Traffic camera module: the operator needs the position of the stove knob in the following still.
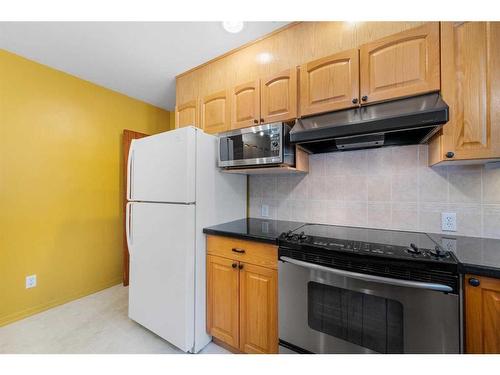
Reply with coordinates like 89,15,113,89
407,243,421,254
298,231,307,241
430,246,447,258
285,230,293,239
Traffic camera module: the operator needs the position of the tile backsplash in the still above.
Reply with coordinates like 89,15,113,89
249,145,500,239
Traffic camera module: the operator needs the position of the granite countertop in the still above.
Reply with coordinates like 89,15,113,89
428,233,500,278
203,218,500,278
203,218,305,244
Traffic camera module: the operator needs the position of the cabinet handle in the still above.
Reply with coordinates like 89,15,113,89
260,118,265,123
352,98,358,104
232,248,246,254
446,151,455,159
231,263,237,269
253,119,258,124
238,264,244,270
468,278,480,287
361,95,368,102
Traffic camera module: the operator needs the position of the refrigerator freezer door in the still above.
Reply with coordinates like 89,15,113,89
127,201,195,352
127,127,196,203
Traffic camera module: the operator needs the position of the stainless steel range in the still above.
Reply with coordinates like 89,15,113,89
278,224,461,354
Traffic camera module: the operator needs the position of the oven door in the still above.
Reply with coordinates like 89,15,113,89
278,258,460,354
218,123,282,167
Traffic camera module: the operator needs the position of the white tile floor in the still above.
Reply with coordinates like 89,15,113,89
0,285,229,354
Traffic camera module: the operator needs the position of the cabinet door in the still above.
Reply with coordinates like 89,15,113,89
231,80,260,129
239,262,278,354
465,275,500,353
201,90,230,134
175,99,199,128
360,22,440,104
439,22,500,161
300,49,359,116
206,255,239,348
260,68,297,123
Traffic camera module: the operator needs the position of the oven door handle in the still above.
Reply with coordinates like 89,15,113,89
279,256,453,293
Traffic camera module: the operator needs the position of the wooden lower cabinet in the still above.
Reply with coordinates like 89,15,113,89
465,274,500,353
239,262,278,354
206,236,278,354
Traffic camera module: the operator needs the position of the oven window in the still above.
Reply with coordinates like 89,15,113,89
219,131,279,162
308,282,404,353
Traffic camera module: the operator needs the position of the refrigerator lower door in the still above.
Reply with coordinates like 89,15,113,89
127,201,196,352
127,127,196,203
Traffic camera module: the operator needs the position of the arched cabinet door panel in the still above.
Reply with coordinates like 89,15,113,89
261,68,298,123
300,49,359,116
201,90,230,134
231,80,260,129
360,22,440,105
175,99,200,128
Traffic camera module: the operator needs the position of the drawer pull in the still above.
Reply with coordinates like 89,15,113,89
232,248,246,254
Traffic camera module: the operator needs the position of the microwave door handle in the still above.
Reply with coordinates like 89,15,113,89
279,256,453,293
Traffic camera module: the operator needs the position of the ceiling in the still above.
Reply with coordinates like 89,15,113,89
0,22,288,110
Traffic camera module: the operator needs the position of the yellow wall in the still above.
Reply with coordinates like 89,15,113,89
0,49,172,326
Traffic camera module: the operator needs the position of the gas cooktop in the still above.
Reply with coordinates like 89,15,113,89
279,224,457,264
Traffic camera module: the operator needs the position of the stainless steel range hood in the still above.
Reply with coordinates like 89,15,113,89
290,93,449,153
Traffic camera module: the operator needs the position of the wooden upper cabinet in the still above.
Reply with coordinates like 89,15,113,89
175,99,199,128
201,90,230,134
359,22,440,105
465,275,500,354
429,22,500,164
260,68,297,123
206,255,239,348
231,80,260,129
300,48,360,116
239,263,278,354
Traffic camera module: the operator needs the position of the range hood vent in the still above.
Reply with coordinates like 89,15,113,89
290,93,449,154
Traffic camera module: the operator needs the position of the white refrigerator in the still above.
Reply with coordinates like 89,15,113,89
125,126,246,353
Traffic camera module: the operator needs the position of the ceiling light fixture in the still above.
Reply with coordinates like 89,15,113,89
222,21,244,34
256,52,273,64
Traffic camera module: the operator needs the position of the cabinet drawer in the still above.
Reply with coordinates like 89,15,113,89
206,235,277,269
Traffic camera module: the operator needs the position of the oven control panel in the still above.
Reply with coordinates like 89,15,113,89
279,230,456,263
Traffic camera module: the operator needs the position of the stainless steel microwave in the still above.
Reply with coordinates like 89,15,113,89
218,122,294,168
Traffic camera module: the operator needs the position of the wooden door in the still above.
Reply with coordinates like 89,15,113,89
260,68,297,123
231,80,260,129
359,22,440,105
201,90,230,134
239,262,278,354
206,255,240,348
439,22,500,161
175,99,199,128
465,275,500,353
122,129,148,286
299,49,359,116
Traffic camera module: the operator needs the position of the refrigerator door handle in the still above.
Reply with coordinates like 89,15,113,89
127,142,135,200
126,202,133,252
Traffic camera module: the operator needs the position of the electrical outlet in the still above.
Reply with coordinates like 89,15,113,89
441,237,457,253
26,274,37,289
261,204,269,217
441,212,457,232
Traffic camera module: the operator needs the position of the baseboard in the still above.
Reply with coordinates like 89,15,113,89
0,277,123,327
212,337,243,354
